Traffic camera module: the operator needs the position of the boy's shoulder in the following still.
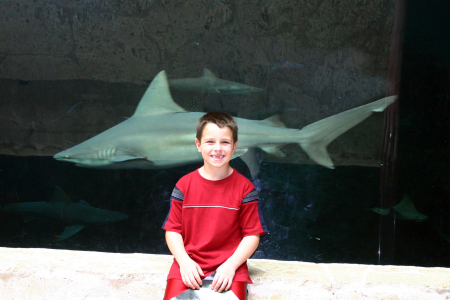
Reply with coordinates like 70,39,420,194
176,168,254,188
176,169,256,199
233,169,254,185
176,169,198,185
234,171,257,196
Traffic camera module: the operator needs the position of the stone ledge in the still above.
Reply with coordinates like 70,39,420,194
0,247,449,299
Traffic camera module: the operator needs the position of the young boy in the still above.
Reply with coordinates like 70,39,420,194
162,111,268,300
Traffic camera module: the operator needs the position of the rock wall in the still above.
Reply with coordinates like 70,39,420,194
0,0,394,83
0,0,394,162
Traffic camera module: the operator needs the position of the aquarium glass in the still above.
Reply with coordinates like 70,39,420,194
0,0,448,268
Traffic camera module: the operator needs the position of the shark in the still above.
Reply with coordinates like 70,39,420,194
53,70,396,176
1,186,129,240
168,68,264,93
371,194,427,222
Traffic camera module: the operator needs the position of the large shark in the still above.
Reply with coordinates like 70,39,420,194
53,70,396,176
1,186,129,240
168,68,263,93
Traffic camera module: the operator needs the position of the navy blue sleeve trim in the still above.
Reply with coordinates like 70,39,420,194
258,201,269,234
171,186,184,201
242,188,259,204
161,186,184,229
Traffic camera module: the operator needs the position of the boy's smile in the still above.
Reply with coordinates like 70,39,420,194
195,123,237,174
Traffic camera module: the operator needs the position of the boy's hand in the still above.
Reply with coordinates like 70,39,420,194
179,257,204,290
165,231,204,290
211,262,236,292
210,234,260,293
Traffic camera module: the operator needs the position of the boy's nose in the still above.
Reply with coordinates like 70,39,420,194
213,142,221,150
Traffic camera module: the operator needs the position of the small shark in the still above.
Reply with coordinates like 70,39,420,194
371,194,427,221
53,70,396,176
168,68,264,94
1,186,129,240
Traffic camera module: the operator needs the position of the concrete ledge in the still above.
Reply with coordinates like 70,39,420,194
0,247,449,299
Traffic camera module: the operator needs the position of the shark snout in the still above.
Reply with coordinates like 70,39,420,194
53,152,67,160
53,148,74,161
114,212,129,221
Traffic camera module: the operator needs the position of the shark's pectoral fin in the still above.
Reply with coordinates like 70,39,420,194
435,220,450,243
260,145,286,157
55,225,85,241
239,148,261,178
370,207,390,216
233,149,248,158
113,156,146,163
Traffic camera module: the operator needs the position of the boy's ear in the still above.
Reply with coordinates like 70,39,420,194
195,138,201,152
232,141,238,153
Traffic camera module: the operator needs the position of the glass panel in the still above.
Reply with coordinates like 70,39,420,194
0,0,448,268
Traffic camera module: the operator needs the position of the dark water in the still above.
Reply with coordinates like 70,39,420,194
0,155,382,263
0,0,449,268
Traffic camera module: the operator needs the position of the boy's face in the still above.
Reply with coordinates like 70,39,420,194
195,123,237,170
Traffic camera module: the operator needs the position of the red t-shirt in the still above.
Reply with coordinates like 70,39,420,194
162,169,268,283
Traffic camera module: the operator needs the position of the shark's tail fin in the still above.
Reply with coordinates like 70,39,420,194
298,96,397,168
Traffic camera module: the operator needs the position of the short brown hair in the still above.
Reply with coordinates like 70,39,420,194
196,111,238,143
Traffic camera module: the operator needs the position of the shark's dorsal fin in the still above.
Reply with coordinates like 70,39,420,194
202,68,217,79
260,115,286,128
79,200,91,206
393,194,416,212
393,194,427,221
133,71,187,117
51,186,72,204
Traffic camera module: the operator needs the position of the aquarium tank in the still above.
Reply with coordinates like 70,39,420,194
0,0,448,268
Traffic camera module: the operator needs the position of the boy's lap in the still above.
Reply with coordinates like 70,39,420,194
163,279,247,300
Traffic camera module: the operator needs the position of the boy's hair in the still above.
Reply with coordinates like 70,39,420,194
196,111,238,143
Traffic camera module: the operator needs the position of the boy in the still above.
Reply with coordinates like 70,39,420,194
162,111,268,300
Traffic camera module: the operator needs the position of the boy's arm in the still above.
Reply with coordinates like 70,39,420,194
165,231,205,289
212,234,260,292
